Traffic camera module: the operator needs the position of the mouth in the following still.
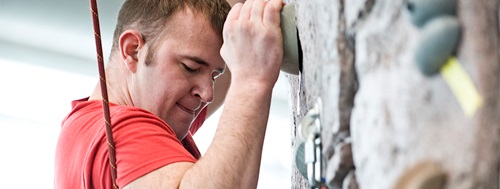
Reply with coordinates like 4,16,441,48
176,103,196,114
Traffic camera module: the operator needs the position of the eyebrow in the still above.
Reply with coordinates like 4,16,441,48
184,55,225,73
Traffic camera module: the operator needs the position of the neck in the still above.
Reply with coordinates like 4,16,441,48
89,57,133,106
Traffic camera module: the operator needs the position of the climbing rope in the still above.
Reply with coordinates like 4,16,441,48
89,0,118,188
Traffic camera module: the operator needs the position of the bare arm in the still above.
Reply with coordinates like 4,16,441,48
124,0,283,188
183,0,284,186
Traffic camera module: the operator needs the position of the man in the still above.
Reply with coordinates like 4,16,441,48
55,0,284,188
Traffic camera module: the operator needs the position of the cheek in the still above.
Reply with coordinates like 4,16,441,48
156,77,191,102
143,63,194,103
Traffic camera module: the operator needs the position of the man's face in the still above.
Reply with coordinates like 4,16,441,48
130,8,225,140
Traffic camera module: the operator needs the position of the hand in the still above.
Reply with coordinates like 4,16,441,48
221,0,284,89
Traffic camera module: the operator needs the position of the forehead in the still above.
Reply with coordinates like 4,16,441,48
156,7,225,68
163,7,222,45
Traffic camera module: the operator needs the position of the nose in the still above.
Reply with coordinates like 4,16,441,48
192,77,214,103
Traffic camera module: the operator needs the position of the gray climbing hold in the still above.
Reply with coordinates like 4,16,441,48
414,16,460,76
280,2,301,75
407,0,457,28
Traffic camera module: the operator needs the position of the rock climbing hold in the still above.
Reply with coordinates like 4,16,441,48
414,16,460,76
392,161,447,189
406,0,457,28
280,2,302,75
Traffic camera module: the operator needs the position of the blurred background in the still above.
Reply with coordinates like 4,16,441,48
0,0,292,188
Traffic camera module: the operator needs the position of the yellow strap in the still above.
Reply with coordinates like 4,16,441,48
440,57,483,117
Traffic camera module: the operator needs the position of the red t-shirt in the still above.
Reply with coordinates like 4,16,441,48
55,98,206,189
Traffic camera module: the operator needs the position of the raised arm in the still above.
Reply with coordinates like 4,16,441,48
182,0,283,187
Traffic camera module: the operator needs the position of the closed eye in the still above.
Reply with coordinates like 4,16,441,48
182,63,198,73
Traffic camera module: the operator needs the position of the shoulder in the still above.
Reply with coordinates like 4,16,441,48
110,105,178,137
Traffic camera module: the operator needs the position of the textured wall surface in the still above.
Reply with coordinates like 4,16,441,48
288,0,500,188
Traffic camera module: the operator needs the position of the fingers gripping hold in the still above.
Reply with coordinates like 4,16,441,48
263,0,283,27
221,0,284,85
239,0,254,21
250,0,266,23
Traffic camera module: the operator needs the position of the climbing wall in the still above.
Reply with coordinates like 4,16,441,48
287,0,500,188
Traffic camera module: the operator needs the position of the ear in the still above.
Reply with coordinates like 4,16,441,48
118,30,145,73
